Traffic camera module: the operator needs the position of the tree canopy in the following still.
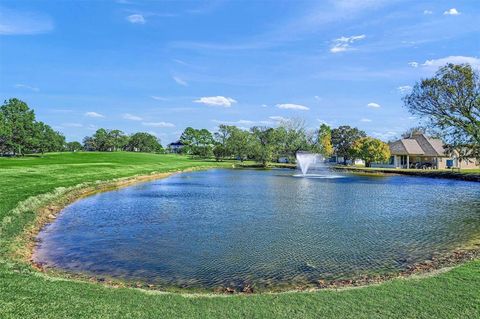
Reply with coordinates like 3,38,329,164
331,126,367,164
404,63,480,160
351,137,390,167
0,98,65,155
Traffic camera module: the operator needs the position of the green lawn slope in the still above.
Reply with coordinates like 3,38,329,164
1,152,479,319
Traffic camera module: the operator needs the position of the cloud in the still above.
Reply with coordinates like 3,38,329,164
443,8,460,16
330,34,366,53
372,131,398,141
0,7,53,35
151,96,168,101
360,118,372,122
142,121,175,128
14,84,39,92
276,103,309,111
408,61,419,68
84,112,105,118
397,85,412,94
423,10,433,15
314,96,322,101
172,76,188,86
367,102,381,108
194,96,237,107
421,56,480,69
269,116,289,122
122,113,142,121
61,123,83,128
261,104,268,108
212,120,272,129
126,14,145,24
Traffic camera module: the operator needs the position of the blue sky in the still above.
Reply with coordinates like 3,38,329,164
1,0,479,143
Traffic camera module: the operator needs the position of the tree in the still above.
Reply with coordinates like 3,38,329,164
228,127,252,161
315,124,334,157
179,127,214,157
125,132,162,153
404,63,480,160
331,126,366,164
66,141,83,152
109,129,128,151
250,126,277,166
82,136,96,151
32,121,65,153
0,98,36,155
351,137,390,167
276,119,310,161
0,111,11,155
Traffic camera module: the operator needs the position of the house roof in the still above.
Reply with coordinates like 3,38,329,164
389,134,446,156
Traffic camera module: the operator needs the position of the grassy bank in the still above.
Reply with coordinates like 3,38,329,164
333,166,480,182
1,152,479,318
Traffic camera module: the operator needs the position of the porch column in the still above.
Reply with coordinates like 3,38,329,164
406,155,410,169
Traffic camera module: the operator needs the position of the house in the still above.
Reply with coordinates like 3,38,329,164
371,133,479,169
328,155,365,166
167,141,185,154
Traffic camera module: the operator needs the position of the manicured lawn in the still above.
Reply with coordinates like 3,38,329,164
1,152,479,318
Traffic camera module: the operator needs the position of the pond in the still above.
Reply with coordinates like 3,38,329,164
34,169,480,291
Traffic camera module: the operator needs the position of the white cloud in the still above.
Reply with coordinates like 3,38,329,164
422,56,480,69
194,96,237,107
330,34,366,53
360,118,372,122
173,76,188,86
126,14,145,24
269,116,289,122
62,123,83,127
443,8,460,16
151,96,168,101
261,104,268,107
423,10,433,15
14,84,39,92
212,120,272,129
142,121,175,128
372,131,398,141
408,61,419,68
0,8,53,35
85,112,105,118
397,85,412,94
367,102,381,108
122,113,142,121
276,103,310,111
314,96,322,101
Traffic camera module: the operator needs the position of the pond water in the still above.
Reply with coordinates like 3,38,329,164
34,169,480,290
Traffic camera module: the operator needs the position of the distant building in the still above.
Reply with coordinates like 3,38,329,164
167,141,185,154
371,133,479,169
328,155,365,166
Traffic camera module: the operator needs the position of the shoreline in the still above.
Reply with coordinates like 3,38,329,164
8,166,480,295
332,166,480,182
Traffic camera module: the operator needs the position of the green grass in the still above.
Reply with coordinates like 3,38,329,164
1,152,479,318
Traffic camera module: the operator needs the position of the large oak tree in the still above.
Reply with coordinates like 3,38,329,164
404,63,480,160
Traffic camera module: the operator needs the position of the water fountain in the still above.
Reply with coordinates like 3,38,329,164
294,152,341,178
296,152,321,175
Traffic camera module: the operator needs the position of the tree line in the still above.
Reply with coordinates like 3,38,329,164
177,121,391,167
0,98,390,166
0,98,163,156
0,99,66,156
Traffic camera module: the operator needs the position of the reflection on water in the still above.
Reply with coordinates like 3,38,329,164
34,169,480,290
